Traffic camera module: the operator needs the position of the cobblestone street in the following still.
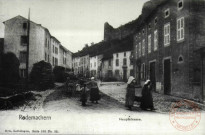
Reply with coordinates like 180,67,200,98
99,82,205,113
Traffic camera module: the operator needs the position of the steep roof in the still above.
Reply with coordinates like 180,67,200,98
3,15,52,35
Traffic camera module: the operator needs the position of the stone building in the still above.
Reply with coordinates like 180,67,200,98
104,21,138,41
113,51,133,81
101,54,113,81
72,56,80,75
133,0,205,102
50,36,60,67
79,54,90,77
3,15,72,78
89,54,103,79
59,45,72,70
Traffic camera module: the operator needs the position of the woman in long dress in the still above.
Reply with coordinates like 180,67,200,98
140,80,154,111
125,76,136,110
87,77,100,104
80,84,88,106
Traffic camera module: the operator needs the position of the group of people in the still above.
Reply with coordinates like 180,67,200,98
67,75,154,110
125,76,155,111
73,77,101,106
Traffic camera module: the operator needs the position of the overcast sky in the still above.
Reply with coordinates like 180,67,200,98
0,0,148,53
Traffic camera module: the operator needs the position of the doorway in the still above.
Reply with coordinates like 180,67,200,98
123,69,127,82
164,58,171,95
150,61,156,91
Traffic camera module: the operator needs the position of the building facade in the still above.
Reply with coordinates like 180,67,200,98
72,56,80,75
59,45,72,70
113,51,133,81
89,54,103,79
133,0,205,102
50,36,60,67
101,56,113,81
3,15,72,78
79,55,90,77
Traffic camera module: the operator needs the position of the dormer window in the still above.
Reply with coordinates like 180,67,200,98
178,0,183,10
165,9,170,18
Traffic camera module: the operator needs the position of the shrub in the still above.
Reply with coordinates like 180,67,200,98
1,52,20,85
103,77,118,82
53,66,67,82
30,61,54,90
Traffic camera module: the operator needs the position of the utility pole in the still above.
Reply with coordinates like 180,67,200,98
26,8,30,89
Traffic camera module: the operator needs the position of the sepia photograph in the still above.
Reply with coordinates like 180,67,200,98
0,0,205,134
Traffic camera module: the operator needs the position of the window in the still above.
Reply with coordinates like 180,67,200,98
177,17,184,41
52,57,55,66
123,58,127,66
21,36,27,46
63,57,66,64
148,23,151,29
135,36,137,41
48,41,50,50
124,52,126,57
165,9,170,18
90,63,92,68
178,55,184,63
142,39,145,56
94,62,96,67
130,69,134,76
130,59,133,65
20,69,26,78
23,22,27,29
142,29,145,34
141,63,145,79
148,35,151,53
108,60,111,67
139,42,141,57
116,53,118,58
164,23,170,46
45,52,47,61
115,70,119,76
48,54,49,62
135,44,138,58
178,0,183,10
55,58,58,66
19,51,27,63
154,30,158,51
116,59,119,66
45,39,47,48
155,17,158,25
53,45,55,53
55,47,58,54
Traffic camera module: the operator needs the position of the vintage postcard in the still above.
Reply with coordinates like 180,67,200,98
0,0,205,134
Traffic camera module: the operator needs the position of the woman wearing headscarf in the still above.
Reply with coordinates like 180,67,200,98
87,77,100,104
125,76,136,110
80,83,88,106
140,80,154,111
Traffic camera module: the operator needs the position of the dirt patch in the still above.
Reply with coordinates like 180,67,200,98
0,92,40,110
